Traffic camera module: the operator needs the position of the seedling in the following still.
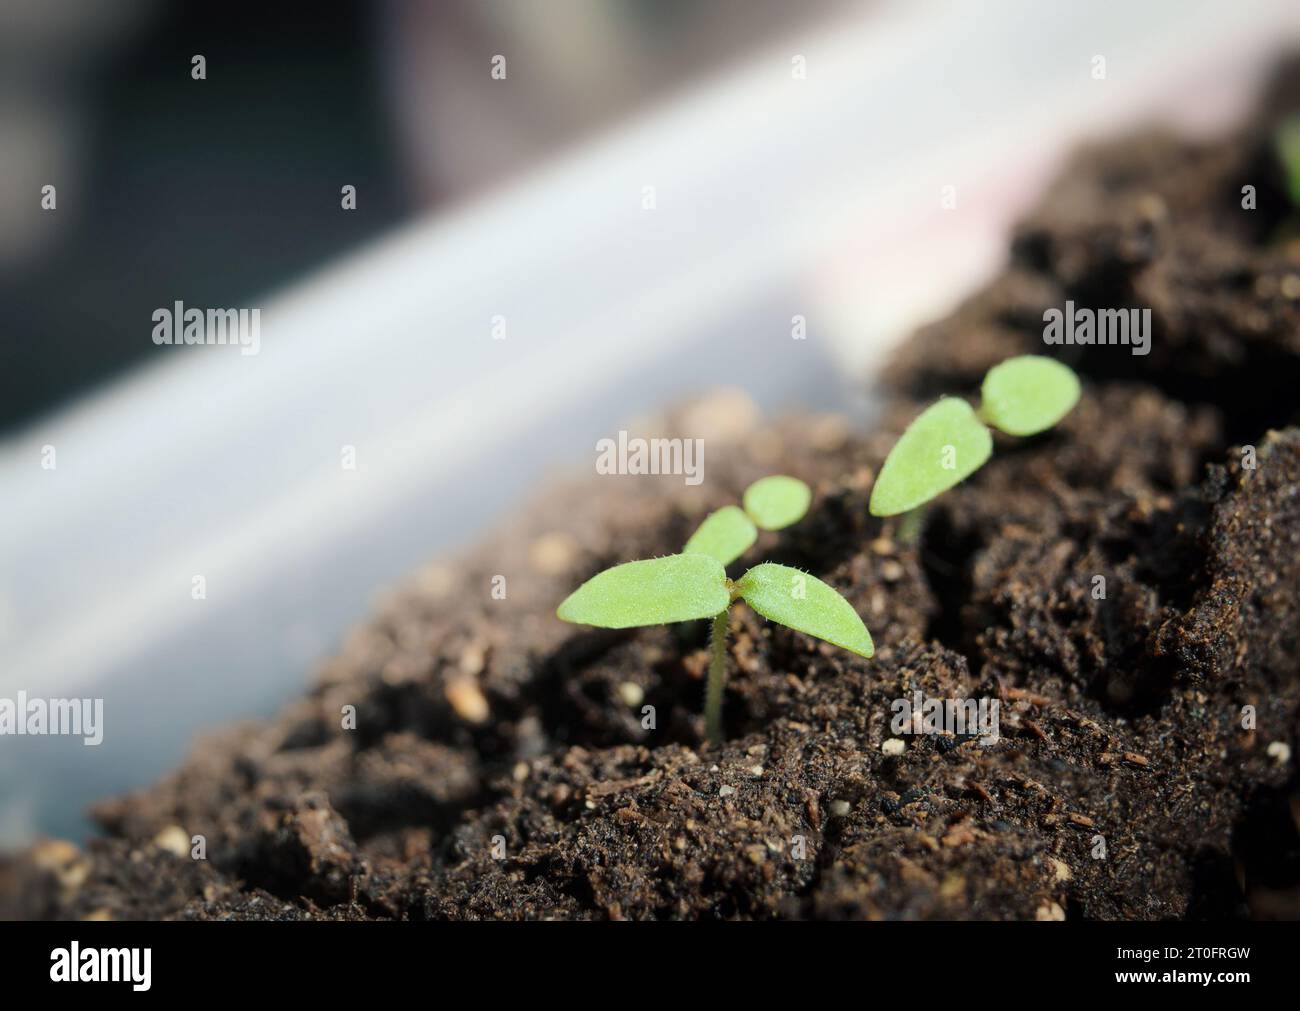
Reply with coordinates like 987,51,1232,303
1275,115,1300,208
869,355,1081,518
558,476,871,744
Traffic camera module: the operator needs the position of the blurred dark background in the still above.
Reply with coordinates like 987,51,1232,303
0,3,409,431
0,0,847,433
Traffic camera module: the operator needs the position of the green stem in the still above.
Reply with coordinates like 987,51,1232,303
897,506,926,545
705,608,730,746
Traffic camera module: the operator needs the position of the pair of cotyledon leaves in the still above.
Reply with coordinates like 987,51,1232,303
868,355,1081,516
556,553,875,658
557,355,1079,663
557,474,875,658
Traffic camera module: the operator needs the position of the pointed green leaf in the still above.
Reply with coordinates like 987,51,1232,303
742,475,812,531
684,505,757,565
557,554,728,628
869,398,992,517
980,355,1081,436
736,562,873,658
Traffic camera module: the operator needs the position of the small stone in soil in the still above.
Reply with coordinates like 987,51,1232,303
617,682,644,707
444,678,489,724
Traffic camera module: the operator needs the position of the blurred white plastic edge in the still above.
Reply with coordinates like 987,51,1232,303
2,0,1298,844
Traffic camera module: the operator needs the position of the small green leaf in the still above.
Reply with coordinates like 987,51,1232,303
742,475,811,531
980,355,1081,436
736,562,873,658
869,398,992,517
557,554,728,628
684,505,757,565
1276,115,1300,208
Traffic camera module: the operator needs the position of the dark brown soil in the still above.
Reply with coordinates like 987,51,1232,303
6,70,1300,922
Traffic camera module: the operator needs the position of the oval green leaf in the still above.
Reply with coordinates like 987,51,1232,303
869,398,992,517
742,475,812,531
557,553,728,628
980,355,1081,436
683,505,757,566
736,562,873,658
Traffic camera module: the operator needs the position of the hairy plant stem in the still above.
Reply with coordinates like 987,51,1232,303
705,608,730,745
897,506,926,545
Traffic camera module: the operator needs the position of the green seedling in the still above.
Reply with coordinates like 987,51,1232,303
558,476,871,744
869,355,1080,518
1275,115,1300,208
